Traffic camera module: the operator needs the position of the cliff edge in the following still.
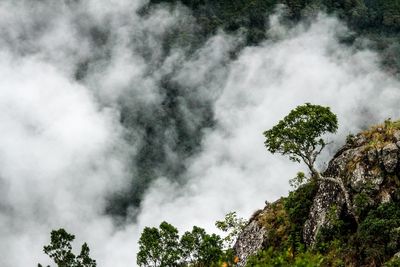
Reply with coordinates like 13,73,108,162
234,120,400,266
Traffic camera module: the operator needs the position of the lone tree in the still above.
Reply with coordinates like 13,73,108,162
263,103,357,222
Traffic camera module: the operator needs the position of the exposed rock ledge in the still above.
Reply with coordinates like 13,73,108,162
234,126,400,266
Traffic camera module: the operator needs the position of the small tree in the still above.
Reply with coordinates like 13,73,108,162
75,243,96,267
180,226,224,266
263,103,357,222
38,228,96,267
263,103,337,170
215,211,247,249
137,221,181,267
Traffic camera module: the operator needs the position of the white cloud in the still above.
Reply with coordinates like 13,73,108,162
0,53,130,266
1,1,400,266
136,13,400,253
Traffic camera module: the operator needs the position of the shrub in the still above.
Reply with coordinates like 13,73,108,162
284,181,317,252
358,202,400,265
246,247,325,267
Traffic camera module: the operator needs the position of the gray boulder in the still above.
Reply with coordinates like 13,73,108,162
382,143,398,173
233,219,266,266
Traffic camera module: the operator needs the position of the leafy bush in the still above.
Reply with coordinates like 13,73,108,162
246,247,325,267
284,181,317,252
257,199,291,249
353,192,375,219
358,202,400,265
385,256,400,267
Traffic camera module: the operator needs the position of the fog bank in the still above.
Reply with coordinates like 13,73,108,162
0,1,399,266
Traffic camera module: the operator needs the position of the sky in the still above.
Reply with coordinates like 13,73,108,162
0,1,400,266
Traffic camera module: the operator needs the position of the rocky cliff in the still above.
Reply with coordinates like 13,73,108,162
234,121,400,266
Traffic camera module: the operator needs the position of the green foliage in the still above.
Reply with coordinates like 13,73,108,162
263,103,338,165
362,119,400,151
137,221,226,267
137,222,180,267
315,239,346,267
75,244,96,267
246,247,325,267
345,133,355,145
289,172,308,189
38,229,96,267
315,206,349,249
284,181,317,252
215,211,247,248
180,226,224,266
258,199,291,249
149,0,279,44
358,202,400,265
353,192,375,219
148,0,400,74
385,256,400,267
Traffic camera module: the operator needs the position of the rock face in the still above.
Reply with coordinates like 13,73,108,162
233,220,266,266
382,143,398,173
234,127,400,265
303,181,343,245
303,132,400,246
234,200,289,266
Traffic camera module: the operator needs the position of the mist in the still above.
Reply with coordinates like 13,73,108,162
0,1,400,266
137,11,400,232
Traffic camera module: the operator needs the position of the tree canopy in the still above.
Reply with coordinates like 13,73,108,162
38,228,96,267
263,103,359,223
137,222,181,267
263,103,338,172
137,218,243,267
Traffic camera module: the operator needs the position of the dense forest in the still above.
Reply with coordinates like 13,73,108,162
146,0,400,71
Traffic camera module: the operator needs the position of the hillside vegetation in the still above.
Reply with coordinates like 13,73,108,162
236,120,400,266
147,0,400,74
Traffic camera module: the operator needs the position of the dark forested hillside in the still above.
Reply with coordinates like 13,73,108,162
147,0,400,73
